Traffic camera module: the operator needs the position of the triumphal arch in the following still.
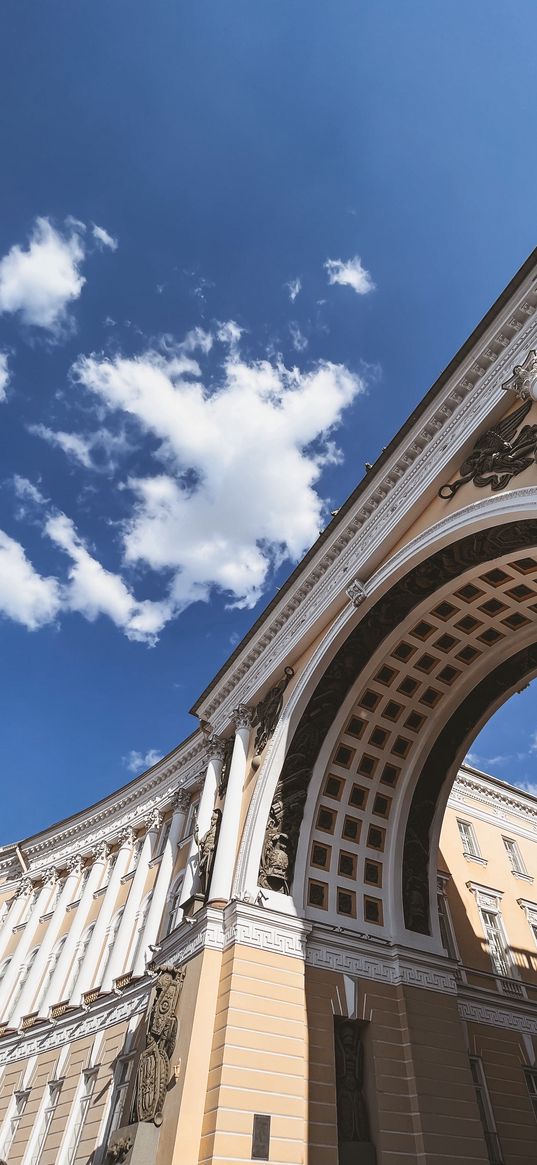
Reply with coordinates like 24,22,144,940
3,253,537,1164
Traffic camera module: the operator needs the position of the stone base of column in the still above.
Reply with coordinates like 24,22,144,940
107,1121,160,1164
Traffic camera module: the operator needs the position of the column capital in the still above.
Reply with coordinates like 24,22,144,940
144,808,163,833
43,866,59,887
16,877,34,898
93,841,111,863
233,704,255,730
172,788,191,813
117,826,136,849
66,855,84,877
207,735,227,763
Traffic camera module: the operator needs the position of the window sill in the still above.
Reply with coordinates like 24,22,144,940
511,870,533,882
463,852,487,866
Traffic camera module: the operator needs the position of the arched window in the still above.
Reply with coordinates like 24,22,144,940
166,876,184,936
98,908,124,985
34,935,66,1013
9,947,39,1016
64,923,94,1001
130,894,152,971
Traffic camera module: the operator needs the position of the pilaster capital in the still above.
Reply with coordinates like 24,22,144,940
233,704,255,730
207,735,227,763
44,866,59,887
172,788,191,813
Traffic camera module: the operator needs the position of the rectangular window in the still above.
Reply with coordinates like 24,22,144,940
481,910,511,979
0,1089,30,1158
457,819,481,859
525,1068,537,1121
64,1069,98,1165
29,1079,62,1165
469,1057,503,1164
503,837,528,876
437,892,457,961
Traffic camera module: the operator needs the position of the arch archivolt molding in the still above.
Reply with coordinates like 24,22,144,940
235,493,537,947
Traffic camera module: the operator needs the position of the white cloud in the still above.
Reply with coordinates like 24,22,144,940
0,530,61,630
30,425,94,469
325,255,375,296
289,322,308,352
13,476,47,506
286,277,302,302
91,223,118,251
530,731,537,754
72,335,365,613
0,216,115,335
45,512,172,644
30,423,130,472
123,748,162,774
0,352,10,401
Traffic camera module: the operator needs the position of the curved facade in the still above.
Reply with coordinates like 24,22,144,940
3,251,537,1163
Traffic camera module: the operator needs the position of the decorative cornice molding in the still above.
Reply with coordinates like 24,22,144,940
0,983,149,1066
451,768,537,828
458,998,537,1034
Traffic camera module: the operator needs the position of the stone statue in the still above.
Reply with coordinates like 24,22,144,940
132,964,185,1126
106,1138,132,1163
334,1019,371,1146
258,802,290,893
253,667,294,756
194,809,221,898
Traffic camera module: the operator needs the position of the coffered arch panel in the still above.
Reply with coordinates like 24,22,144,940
254,515,537,947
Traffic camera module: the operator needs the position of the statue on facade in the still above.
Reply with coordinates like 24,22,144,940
253,667,294,756
132,964,185,1126
106,1138,132,1163
258,801,290,893
334,1018,373,1151
194,809,221,898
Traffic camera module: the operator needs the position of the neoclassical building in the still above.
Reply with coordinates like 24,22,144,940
3,251,537,1163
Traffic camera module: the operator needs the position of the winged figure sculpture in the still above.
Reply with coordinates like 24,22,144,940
439,399,537,499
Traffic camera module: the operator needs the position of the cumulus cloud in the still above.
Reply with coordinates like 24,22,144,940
0,352,10,401
123,748,162,774
0,216,115,335
45,512,172,643
91,223,118,251
325,255,375,296
286,277,302,302
0,530,61,630
72,334,365,612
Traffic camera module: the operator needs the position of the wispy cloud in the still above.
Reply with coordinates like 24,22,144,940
122,748,162,774
286,277,302,302
91,223,118,251
0,216,116,336
0,352,10,401
325,255,375,296
289,322,308,352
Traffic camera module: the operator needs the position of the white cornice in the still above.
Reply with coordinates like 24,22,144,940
451,768,537,831
194,271,537,730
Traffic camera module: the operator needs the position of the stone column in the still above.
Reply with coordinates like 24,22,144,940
100,812,160,989
39,843,110,1015
130,792,191,980
180,738,226,907
0,869,59,1023
0,879,34,965
208,707,254,904
70,829,135,1005
8,857,84,1028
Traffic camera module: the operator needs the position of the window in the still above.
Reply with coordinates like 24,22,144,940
104,1055,134,1141
457,819,481,859
481,910,511,979
469,1056,503,1163
98,909,124,984
62,1068,97,1165
157,819,171,856
130,896,151,970
184,798,199,839
437,890,457,961
0,1089,30,1158
28,1079,63,1165
525,1068,537,1121
166,878,184,936
503,837,528,877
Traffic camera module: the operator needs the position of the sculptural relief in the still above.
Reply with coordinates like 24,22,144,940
132,964,185,1126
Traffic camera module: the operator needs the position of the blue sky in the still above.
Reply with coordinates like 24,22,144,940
1,1,537,841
